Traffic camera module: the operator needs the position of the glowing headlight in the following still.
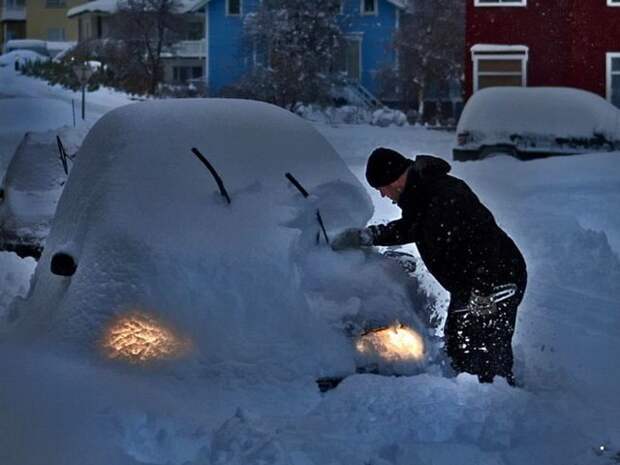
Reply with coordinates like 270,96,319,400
355,324,425,362
101,312,192,363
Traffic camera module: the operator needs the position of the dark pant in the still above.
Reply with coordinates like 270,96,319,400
444,282,526,385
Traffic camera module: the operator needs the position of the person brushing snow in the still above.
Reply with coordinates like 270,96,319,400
332,148,527,386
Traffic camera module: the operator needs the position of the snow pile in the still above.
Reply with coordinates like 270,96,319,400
371,107,408,127
457,87,620,152
0,124,91,254
0,252,35,326
295,104,407,127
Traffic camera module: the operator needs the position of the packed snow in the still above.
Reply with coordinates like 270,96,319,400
1,55,619,465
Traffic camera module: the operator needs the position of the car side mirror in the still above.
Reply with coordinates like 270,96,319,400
51,252,77,277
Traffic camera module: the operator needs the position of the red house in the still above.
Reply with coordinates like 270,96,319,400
465,0,620,108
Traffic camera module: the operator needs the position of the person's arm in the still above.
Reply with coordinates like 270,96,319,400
366,216,417,247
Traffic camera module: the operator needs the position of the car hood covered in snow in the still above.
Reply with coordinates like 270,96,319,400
8,98,429,380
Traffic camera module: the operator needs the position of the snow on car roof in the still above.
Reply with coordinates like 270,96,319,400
457,87,620,141
12,98,426,379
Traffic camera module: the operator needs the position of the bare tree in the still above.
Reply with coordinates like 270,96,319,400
392,0,465,117
110,0,187,94
224,0,344,110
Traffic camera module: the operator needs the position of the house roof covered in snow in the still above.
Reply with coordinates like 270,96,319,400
189,0,405,13
470,44,529,54
67,0,201,17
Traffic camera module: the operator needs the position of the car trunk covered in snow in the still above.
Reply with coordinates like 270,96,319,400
9,99,429,382
454,87,620,160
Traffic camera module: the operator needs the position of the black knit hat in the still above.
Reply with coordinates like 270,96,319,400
365,147,412,188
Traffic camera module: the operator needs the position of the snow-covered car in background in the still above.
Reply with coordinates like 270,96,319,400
8,99,431,385
0,125,89,258
453,87,620,161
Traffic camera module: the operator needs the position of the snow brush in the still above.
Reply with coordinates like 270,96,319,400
191,147,231,204
285,172,330,245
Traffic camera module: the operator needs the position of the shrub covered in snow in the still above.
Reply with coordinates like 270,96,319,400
295,104,408,127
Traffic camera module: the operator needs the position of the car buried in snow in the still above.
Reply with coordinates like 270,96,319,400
453,87,620,161
9,99,432,389
0,126,88,259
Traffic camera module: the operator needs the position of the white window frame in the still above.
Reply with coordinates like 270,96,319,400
472,52,528,93
474,0,526,7
225,0,241,17
606,52,620,104
607,0,620,6
361,0,378,16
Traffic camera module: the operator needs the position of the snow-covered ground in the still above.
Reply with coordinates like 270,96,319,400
1,58,619,465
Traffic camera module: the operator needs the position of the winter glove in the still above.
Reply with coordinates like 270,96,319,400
467,288,498,317
331,227,373,251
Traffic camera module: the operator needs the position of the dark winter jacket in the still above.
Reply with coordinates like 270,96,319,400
367,155,527,298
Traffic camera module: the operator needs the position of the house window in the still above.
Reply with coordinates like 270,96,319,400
474,0,526,6
472,46,528,92
606,53,620,108
226,0,241,16
335,36,362,81
47,28,66,41
173,66,203,83
361,0,377,15
45,0,66,7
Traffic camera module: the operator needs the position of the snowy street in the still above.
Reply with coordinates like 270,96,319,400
1,58,620,465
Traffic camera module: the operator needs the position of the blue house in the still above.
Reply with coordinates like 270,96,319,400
190,0,405,100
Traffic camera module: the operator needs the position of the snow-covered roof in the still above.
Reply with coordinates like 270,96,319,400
68,0,201,17
457,86,620,143
190,0,405,13
67,0,116,17
471,44,529,54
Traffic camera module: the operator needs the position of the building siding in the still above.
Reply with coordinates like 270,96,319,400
207,0,260,93
207,0,399,95
339,0,398,94
466,0,620,101
26,0,80,41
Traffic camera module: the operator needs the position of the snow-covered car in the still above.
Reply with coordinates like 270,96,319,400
2,39,49,57
8,99,431,384
0,125,89,258
453,87,620,161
